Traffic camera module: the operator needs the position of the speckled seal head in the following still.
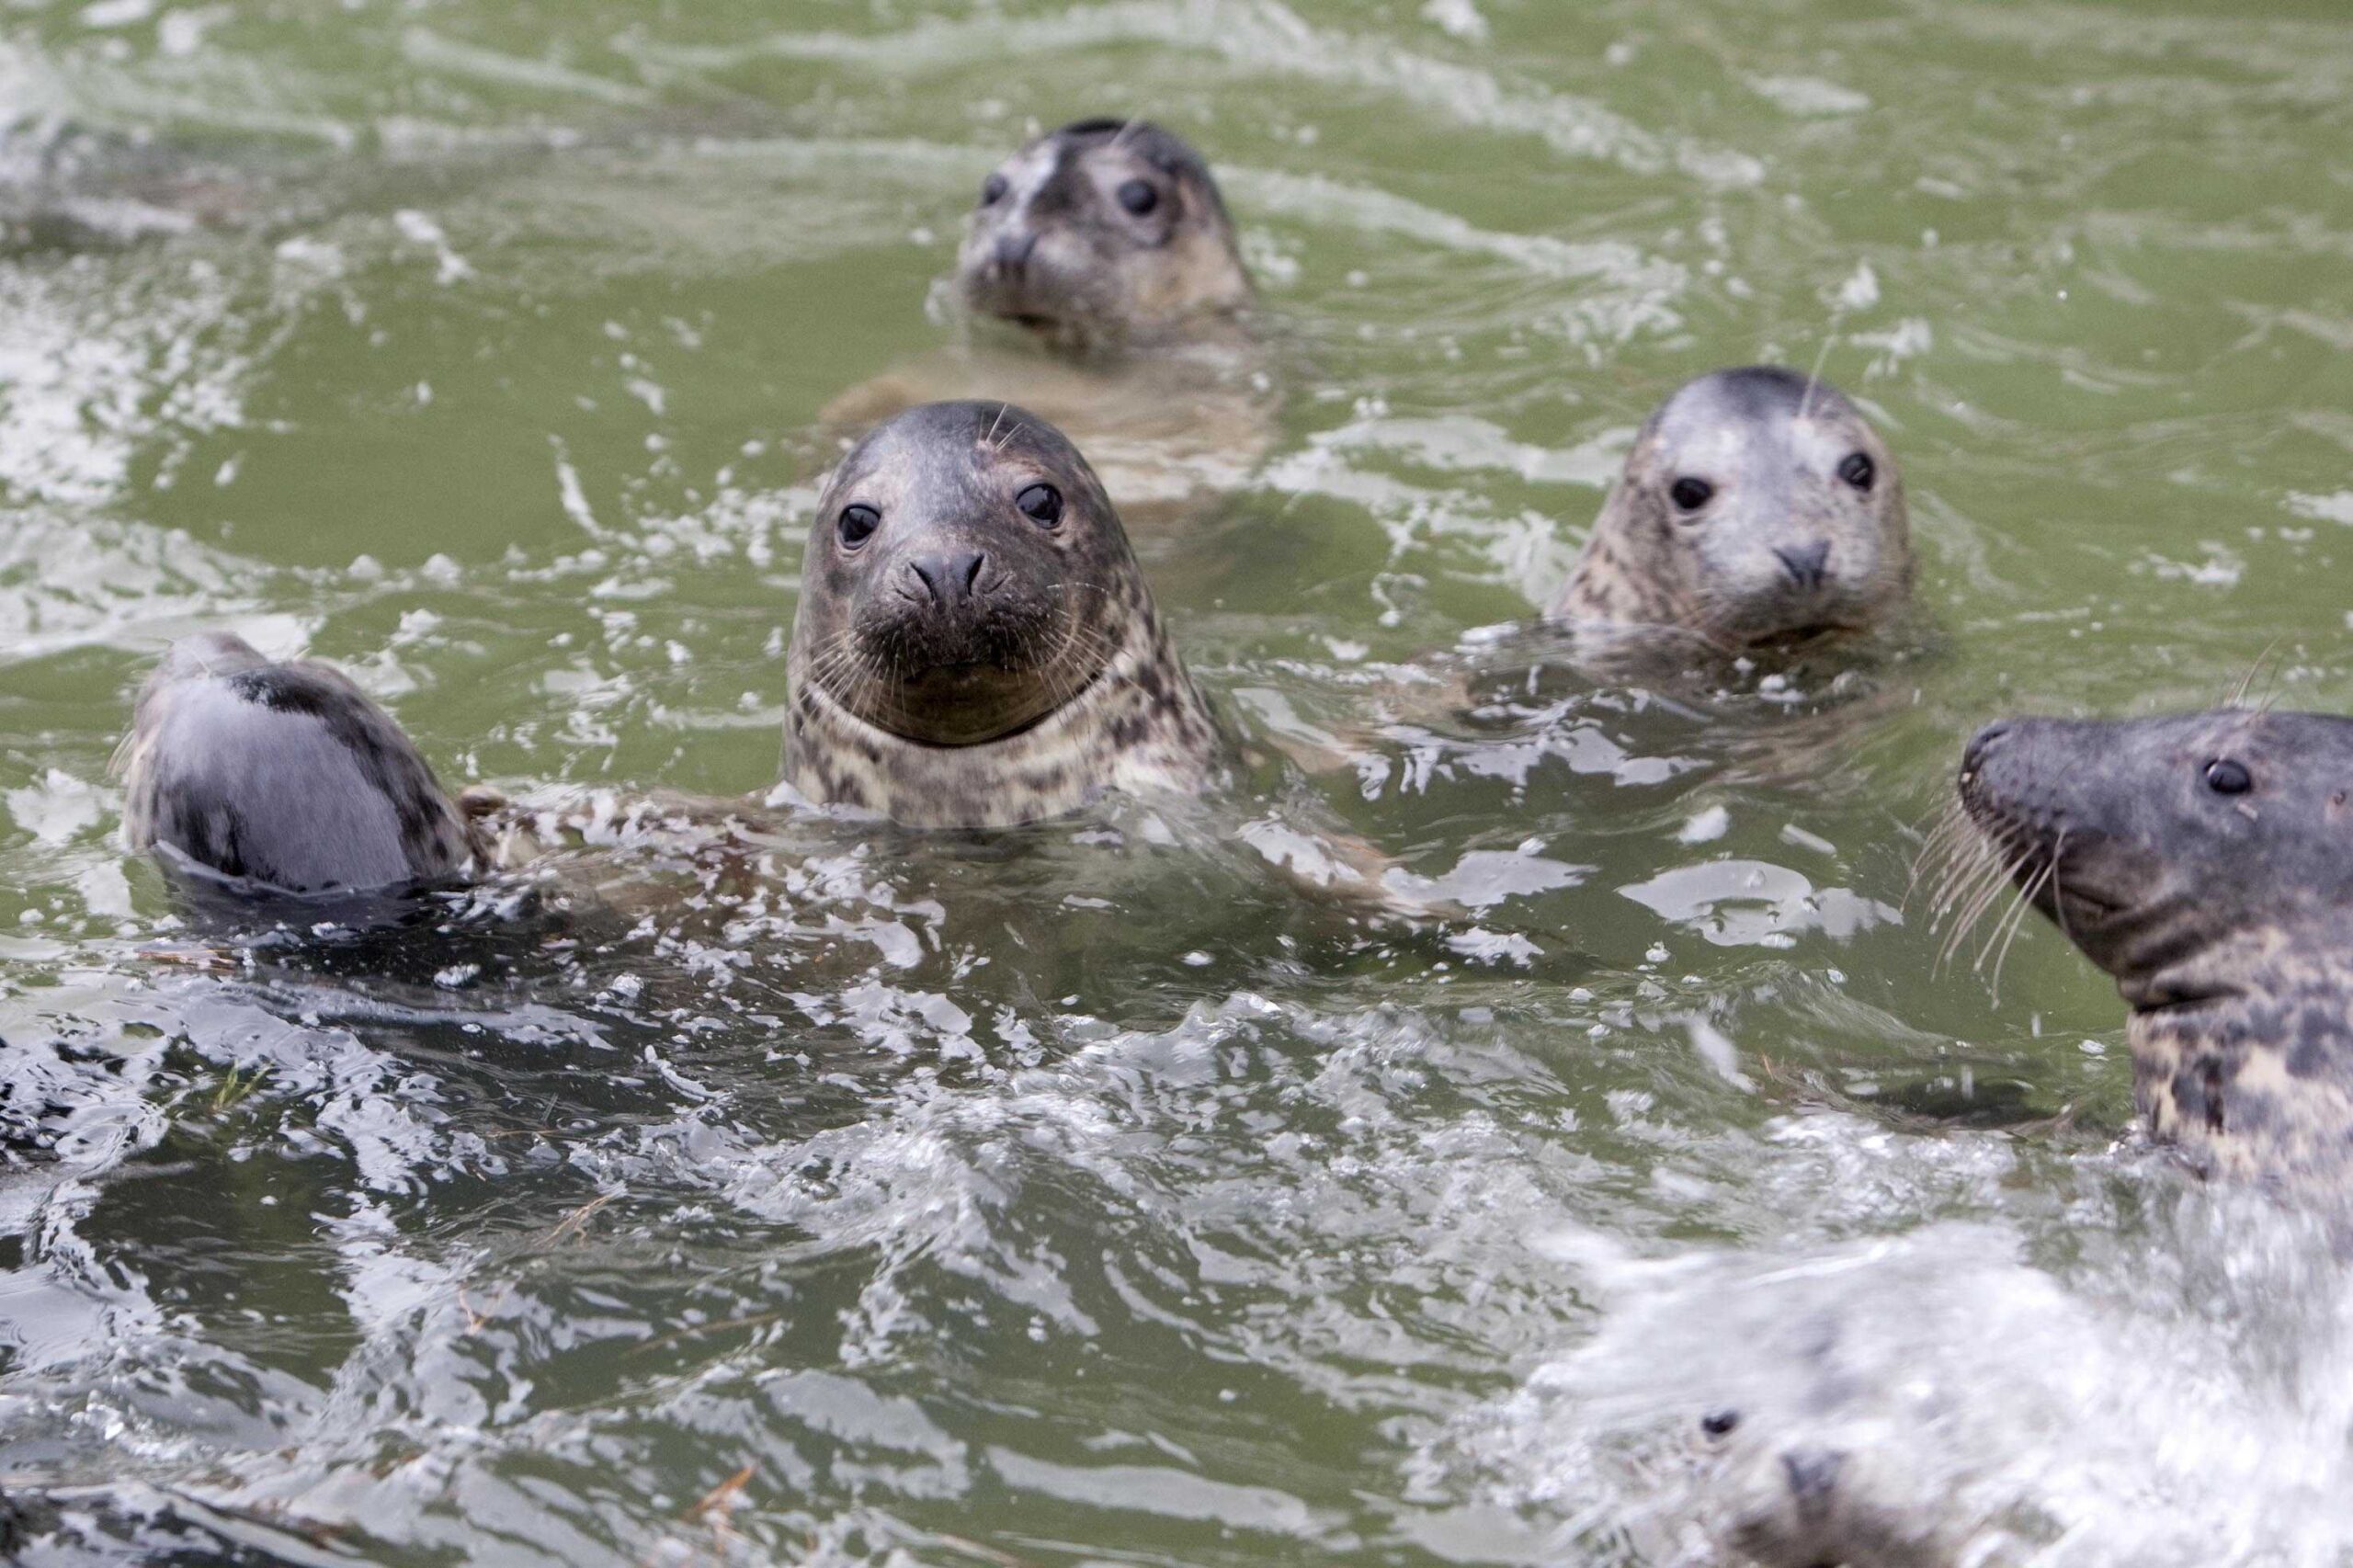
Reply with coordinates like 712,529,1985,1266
957,118,1252,348
117,631,482,897
1960,710,2353,1181
1548,367,1911,649
782,401,1226,829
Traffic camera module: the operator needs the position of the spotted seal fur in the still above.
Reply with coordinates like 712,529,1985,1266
825,119,1268,529
1548,367,1912,653
116,631,484,898
782,400,1227,829
1958,709,2353,1182
958,117,1252,350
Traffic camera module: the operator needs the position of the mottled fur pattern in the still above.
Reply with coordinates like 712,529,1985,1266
116,631,482,896
1961,710,2353,1183
959,118,1252,350
1549,367,1911,651
783,401,1227,830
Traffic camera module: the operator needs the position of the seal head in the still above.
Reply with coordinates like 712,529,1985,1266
958,119,1251,349
117,631,481,899
1548,367,1911,652
1959,710,2353,1179
783,401,1224,828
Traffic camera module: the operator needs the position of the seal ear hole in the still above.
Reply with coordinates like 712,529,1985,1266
981,173,1009,207
1700,1408,1741,1437
1117,179,1161,217
837,504,881,550
1668,476,1714,515
1838,451,1876,492
1016,483,1064,528
2205,758,2253,796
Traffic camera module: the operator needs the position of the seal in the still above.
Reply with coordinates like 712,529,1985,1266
1955,708,2353,1182
781,400,1228,829
824,118,1269,529
1547,367,1912,653
116,631,483,899
957,117,1252,349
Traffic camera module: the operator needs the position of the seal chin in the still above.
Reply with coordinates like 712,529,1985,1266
829,660,1048,748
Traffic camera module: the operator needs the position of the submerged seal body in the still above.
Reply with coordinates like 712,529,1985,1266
1548,367,1912,653
1960,709,2353,1181
958,117,1252,350
782,401,1227,829
117,631,482,898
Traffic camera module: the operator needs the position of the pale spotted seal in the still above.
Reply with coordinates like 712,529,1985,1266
1548,367,1912,655
958,116,1252,349
1956,709,2353,1182
824,118,1268,528
115,631,484,899
782,400,1228,829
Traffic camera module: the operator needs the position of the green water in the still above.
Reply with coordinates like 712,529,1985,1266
4,1,2353,1562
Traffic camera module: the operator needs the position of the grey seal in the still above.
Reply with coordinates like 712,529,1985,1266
1548,367,1912,653
827,119,1270,529
115,631,483,898
1955,708,2353,1182
957,117,1252,350
781,400,1228,829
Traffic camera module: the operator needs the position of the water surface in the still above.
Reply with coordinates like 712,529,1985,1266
5,0,2353,1562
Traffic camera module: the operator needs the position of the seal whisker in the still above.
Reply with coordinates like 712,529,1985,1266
2223,637,2285,710
1937,835,2031,973
1905,798,1975,915
1978,856,2053,995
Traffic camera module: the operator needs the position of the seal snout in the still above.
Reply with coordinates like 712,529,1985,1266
1780,1446,1847,1516
908,549,989,609
1960,720,2012,784
1773,540,1832,591
991,231,1039,277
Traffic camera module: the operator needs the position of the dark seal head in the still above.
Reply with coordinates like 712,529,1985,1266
117,631,482,899
958,118,1252,349
1958,709,2353,1180
1548,367,1911,652
782,401,1225,828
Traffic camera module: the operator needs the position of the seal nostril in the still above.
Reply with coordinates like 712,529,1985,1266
995,232,1039,272
1780,1447,1845,1505
1962,721,2013,778
910,552,987,608
1773,541,1832,590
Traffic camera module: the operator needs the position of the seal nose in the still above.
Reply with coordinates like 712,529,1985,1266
1962,721,2013,778
1774,540,1832,590
994,232,1039,273
1779,1447,1846,1511
909,550,988,609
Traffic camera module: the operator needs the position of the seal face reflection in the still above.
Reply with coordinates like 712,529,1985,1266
1549,367,1912,652
1956,709,2353,1182
117,631,481,897
783,401,1225,828
958,118,1252,347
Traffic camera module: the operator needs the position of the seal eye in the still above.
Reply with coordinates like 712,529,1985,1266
1016,483,1064,528
836,504,881,550
1669,476,1714,513
981,173,1009,207
1700,1408,1741,1437
1838,451,1876,492
2205,758,2253,796
1117,179,1160,216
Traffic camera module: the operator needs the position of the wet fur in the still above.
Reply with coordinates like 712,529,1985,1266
116,632,482,896
783,401,1228,829
1957,710,2353,1183
1550,367,1912,656
958,118,1252,350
